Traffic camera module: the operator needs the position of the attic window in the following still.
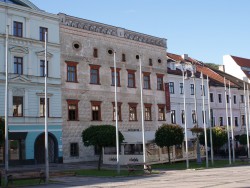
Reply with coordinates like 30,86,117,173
108,49,113,55
149,58,153,66
72,42,81,50
136,55,139,60
158,59,162,63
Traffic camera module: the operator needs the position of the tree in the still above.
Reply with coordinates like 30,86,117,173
199,127,227,152
239,134,249,147
82,125,124,170
204,63,219,70
155,124,184,163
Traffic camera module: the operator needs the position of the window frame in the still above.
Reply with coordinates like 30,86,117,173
158,104,165,121
156,74,164,90
66,61,78,83
169,82,174,94
91,101,102,121
39,27,48,42
14,56,23,75
218,94,222,103
89,64,101,85
13,21,23,37
70,143,79,157
111,67,121,87
143,72,151,89
67,99,79,121
13,96,23,117
180,83,183,94
144,103,152,121
112,102,122,121
93,48,98,58
127,69,136,88
128,103,138,121
190,84,194,95
40,97,50,117
210,93,214,102
171,110,176,124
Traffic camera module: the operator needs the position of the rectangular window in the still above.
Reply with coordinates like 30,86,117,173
127,70,136,88
241,115,246,126
190,84,194,95
40,98,49,117
66,62,78,82
180,83,183,94
70,143,79,157
158,104,165,121
93,48,98,58
149,58,153,66
181,110,185,124
143,73,151,89
144,104,152,121
67,99,79,121
129,103,137,121
226,95,229,103
210,93,214,102
211,116,215,127
228,117,231,126
192,110,196,123
91,101,102,121
233,95,236,104
13,96,23,117
201,85,205,96
241,95,244,103
40,60,48,77
13,21,23,37
171,110,176,124
14,56,23,75
218,94,222,103
90,65,100,84
39,27,48,41
122,53,126,62
112,102,122,121
235,117,238,127
111,68,120,86
219,117,223,126
157,75,164,90
169,82,174,94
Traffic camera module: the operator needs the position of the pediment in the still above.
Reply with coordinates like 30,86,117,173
36,51,53,59
9,46,29,54
10,75,31,83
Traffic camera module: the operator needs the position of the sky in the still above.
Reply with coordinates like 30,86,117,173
29,0,250,65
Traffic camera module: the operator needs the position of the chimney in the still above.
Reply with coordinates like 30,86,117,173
182,54,188,60
218,65,225,72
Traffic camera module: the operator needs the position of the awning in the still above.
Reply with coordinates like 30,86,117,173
9,132,27,140
122,131,155,144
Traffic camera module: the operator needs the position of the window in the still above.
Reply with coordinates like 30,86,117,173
233,95,236,104
111,68,120,86
149,58,153,66
180,83,183,94
226,95,229,103
241,115,246,126
241,95,244,103
40,60,48,77
210,93,214,102
66,62,78,82
90,65,101,84
13,96,23,117
169,82,174,94
158,104,165,121
228,117,231,126
190,84,194,95
70,143,79,157
143,72,151,89
129,103,137,121
171,110,176,124
93,48,98,58
219,117,223,126
91,101,102,121
67,99,79,121
14,56,23,75
144,104,152,121
39,27,48,41
235,117,238,127
157,74,164,90
13,21,23,37
202,111,206,123
211,117,215,127
112,102,122,121
122,53,126,62
181,110,185,124
127,70,136,88
40,98,49,117
201,85,205,96
218,94,222,103
124,144,142,155
192,110,196,123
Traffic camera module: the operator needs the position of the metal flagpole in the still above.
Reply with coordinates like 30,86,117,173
182,65,189,168
247,84,250,159
139,55,146,167
243,82,250,158
201,72,208,168
224,77,231,164
207,75,214,166
5,25,9,178
114,51,120,174
229,81,235,163
44,31,49,183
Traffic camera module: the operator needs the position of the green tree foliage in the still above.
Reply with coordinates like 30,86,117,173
205,63,219,70
239,134,249,146
82,125,124,170
155,124,184,163
199,127,227,152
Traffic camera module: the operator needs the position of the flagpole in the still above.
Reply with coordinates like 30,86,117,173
243,82,250,158
5,25,9,178
224,77,231,164
114,51,120,174
201,72,208,168
207,75,214,165
229,81,235,163
44,31,49,183
139,55,146,167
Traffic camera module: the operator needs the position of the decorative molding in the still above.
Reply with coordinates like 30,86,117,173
12,88,25,96
9,75,31,83
9,46,29,54
59,13,167,48
36,92,53,97
62,54,92,63
36,50,53,59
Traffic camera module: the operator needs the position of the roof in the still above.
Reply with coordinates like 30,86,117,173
0,0,40,10
231,55,250,68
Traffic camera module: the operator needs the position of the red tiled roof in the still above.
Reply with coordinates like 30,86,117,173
231,55,250,67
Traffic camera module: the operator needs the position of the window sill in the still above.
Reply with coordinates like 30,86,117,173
158,120,166,121
66,81,79,83
90,83,101,85
67,120,79,121
145,120,152,121
157,89,164,91
143,88,151,90
91,120,102,121
111,85,121,87
127,87,137,89
129,120,138,122
112,120,123,122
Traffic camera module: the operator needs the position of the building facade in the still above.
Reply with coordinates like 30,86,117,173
0,0,62,164
59,13,168,163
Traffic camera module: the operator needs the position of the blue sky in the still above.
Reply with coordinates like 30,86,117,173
30,0,250,64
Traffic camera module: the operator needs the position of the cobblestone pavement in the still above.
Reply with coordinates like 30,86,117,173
28,165,250,188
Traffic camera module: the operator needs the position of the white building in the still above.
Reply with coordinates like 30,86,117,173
0,0,62,164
